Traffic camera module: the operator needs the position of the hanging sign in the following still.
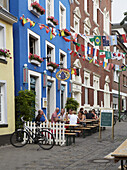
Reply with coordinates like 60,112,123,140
56,70,70,81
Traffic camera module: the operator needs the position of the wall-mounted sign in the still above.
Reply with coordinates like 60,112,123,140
56,70,70,81
42,98,47,108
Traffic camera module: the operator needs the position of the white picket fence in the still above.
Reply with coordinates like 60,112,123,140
25,121,66,146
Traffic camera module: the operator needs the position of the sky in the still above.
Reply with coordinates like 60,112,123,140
112,0,127,23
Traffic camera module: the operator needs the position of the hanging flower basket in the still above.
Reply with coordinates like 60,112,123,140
47,62,59,71
47,16,58,27
29,53,43,66
30,1,45,17
0,49,11,62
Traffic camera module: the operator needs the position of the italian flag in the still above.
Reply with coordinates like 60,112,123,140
99,50,106,58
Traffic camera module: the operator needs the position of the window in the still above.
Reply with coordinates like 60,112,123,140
28,29,40,59
28,0,39,10
59,2,66,30
123,75,126,86
74,16,79,33
46,41,55,66
0,81,7,124
93,75,100,106
28,71,41,116
0,0,9,11
104,83,110,108
46,0,54,23
84,70,90,105
0,24,6,49
59,50,67,68
114,70,119,83
84,0,88,13
93,0,99,24
103,8,110,34
84,23,90,59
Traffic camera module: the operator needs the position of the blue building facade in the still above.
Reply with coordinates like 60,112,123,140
10,0,71,118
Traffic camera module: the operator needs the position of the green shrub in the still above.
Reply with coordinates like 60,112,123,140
65,97,79,111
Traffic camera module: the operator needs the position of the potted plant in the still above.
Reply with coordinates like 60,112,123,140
47,62,59,71
47,16,58,27
30,1,45,17
61,29,71,37
29,53,43,66
0,49,11,61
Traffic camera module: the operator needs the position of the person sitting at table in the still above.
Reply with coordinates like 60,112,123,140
35,109,47,122
66,109,73,121
78,108,86,126
86,110,94,119
59,108,66,122
69,111,78,125
92,109,98,120
51,107,60,123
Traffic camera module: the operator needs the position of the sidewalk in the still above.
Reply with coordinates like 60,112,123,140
0,121,127,170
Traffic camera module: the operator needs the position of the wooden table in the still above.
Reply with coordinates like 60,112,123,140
111,139,127,170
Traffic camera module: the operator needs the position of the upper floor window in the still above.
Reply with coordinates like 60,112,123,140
0,24,6,49
84,0,88,13
46,41,55,66
28,29,40,58
59,50,67,68
46,0,54,23
103,8,110,34
114,70,119,83
93,0,99,24
28,0,39,10
74,16,79,33
0,0,9,11
59,2,66,30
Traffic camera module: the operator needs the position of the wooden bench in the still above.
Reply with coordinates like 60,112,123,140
65,133,76,146
74,127,91,138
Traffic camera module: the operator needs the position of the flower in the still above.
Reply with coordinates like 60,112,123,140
31,1,45,15
47,16,58,25
29,53,43,63
47,62,59,69
0,49,11,58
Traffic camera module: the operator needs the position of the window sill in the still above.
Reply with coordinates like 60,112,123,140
93,63,100,67
0,124,8,128
123,85,127,87
30,59,41,67
30,7,42,18
114,80,118,83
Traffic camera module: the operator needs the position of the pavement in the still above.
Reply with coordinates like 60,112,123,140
0,121,127,170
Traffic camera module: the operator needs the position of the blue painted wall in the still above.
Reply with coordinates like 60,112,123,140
10,0,71,113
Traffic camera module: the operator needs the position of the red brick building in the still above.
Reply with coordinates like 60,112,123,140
70,0,113,112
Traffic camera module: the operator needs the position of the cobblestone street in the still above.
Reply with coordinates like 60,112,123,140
0,122,127,170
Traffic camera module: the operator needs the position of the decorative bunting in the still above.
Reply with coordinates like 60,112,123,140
94,36,101,46
99,50,106,58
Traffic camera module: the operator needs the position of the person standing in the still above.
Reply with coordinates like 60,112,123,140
51,107,60,123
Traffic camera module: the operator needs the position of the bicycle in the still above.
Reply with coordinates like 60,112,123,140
114,113,127,122
10,117,55,150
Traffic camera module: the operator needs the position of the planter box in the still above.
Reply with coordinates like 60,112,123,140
47,20,56,28
0,55,7,64
47,66,54,72
30,59,41,66
30,6,41,18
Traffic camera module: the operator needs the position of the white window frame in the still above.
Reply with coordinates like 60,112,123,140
93,74,100,107
27,29,40,62
28,70,42,116
45,40,55,70
93,0,99,24
84,0,88,13
0,23,6,49
84,24,90,60
104,83,110,108
46,0,54,24
59,49,67,69
0,81,7,124
74,15,80,34
114,70,119,83
59,2,66,30
28,0,39,10
103,8,110,35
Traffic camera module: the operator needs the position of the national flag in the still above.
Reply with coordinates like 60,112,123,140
121,34,127,43
94,36,101,46
111,63,115,70
87,46,93,55
82,55,85,61
111,52,117,60
105,63,110,70
99,60,103,65
102,36,109,46
122,66,126,71
103,62,107,68
122,53,126,59
89,35,95,43
117,52,122,60
73,52,77,57
69,50,73,55
95,60,99,65
73,42,80,51
81,44,85,52
105,51,111,59
99,50,106,58
77,53,81,58
109,35,117,45
93,48,99,57
87,57,92,61
118,35,124,43
115,65,119,71
89,58,94,63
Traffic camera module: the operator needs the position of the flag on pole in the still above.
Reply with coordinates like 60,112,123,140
94,36,101,46
109,35,117,45
99,50,106,58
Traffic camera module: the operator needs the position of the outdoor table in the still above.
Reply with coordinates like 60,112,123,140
111,139,127,170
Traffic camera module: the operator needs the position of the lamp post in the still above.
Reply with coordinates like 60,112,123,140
118,71,122,122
